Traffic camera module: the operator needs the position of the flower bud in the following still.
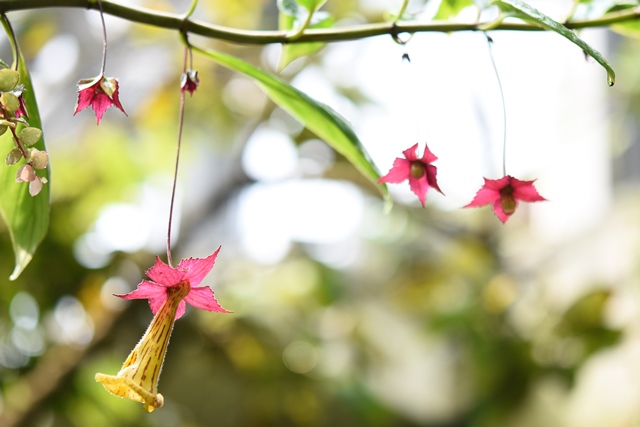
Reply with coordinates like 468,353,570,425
180,70,199,95
20,127,42,147
16,164,35,182
0,69,19,92
27,148,48,169
5,148,21,165
0,124,7,136
1,92,20,114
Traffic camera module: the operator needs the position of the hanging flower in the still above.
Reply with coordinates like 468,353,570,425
180,70,199,96
12,85,28,119
464,175,546,223
95,248,229,412
74,74,126,124
378,143,443,207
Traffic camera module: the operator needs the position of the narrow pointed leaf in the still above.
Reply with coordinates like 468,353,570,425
493,0,615,86
193,46,389,203
0,16,50,280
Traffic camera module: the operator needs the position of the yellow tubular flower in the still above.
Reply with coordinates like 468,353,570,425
95,281,190,413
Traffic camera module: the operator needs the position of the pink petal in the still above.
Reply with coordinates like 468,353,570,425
378,158,410,184
110,85,127,115
401,143,419,161
149,296,168,316
91,93,114,125
174,300,187,320
74,86,95,115
464,184,500,208
409,175,429,207
177,247,221,287
146,257,184,287
420,144,438,164
482,176,511,191
116,280,169,315
185,286,230,314
492,199,513,223
116,280,168,300
425,164,443,194
511,178,546,202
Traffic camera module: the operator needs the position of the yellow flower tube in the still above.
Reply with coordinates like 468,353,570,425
95,281,190,413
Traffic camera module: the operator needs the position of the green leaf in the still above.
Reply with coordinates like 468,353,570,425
607,3,640,38
0,16,50,280
279,12,334,70
493,0,615,86
435,0,475,20
192,46,389,204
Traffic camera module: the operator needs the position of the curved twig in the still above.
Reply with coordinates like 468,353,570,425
0,0,639,45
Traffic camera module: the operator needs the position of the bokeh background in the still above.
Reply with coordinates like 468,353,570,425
1,0,640,426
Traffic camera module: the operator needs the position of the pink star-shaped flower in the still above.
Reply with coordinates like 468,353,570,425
117,247,229,319
378,143,443,207
464,175,546,223
74,74,127,124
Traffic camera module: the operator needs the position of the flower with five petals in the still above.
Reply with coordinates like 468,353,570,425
378,143,443,207
116,247,229,319
464,175,546,223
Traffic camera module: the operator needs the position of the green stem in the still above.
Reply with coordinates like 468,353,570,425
485,34,507,177
183,0,197,20
97,0,107,75
393,0,409,24
166,47,189,268
565,0,581,23
1,0,639,45
287,2,316,41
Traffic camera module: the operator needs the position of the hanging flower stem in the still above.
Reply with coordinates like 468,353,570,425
166,46,190,267
97,0,108,74
485,33,507,176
